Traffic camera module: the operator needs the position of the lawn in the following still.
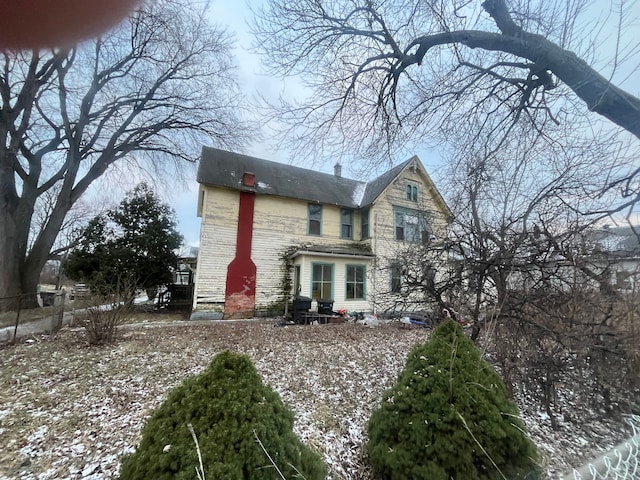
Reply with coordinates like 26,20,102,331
0,319,632,479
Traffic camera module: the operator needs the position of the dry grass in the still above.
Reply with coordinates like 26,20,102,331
0,320,632,480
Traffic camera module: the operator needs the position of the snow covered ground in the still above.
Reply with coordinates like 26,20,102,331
0,320,633,479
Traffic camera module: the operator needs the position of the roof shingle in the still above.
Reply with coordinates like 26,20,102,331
197,147,410,208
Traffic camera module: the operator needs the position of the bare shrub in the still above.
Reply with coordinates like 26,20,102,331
78,280,135,345
484,288,640,430
83,301,131,345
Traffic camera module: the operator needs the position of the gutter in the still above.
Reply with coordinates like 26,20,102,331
290,250,376,260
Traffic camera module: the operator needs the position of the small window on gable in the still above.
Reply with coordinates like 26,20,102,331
406,183,418,202
308,203,322,235
341,209,353,239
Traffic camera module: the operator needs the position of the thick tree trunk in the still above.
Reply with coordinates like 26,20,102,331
0,167,69,310
0,215,22,299
0,213,41,310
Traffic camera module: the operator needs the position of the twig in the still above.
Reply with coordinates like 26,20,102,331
253,430,287,480
187,423,206,480
456,411,507,480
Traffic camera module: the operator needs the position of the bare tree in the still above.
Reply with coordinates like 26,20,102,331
0,0,249,305
252,0,640,182
439,124,640,423
253,0,640,422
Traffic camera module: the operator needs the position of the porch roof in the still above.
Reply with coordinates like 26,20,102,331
290,244,375,260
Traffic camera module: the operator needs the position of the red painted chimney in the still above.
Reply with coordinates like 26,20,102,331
225,189,257,318
242,171,255,187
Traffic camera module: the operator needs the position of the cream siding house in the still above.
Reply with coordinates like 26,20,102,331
192,147,451,319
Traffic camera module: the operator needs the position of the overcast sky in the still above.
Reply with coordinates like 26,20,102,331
167,0,640,248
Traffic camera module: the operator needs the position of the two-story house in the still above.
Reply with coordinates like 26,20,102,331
192,147,451,319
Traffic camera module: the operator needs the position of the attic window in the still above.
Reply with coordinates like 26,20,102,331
406,184,418,202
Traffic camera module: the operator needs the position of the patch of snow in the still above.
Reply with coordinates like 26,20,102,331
0,321,633,480
256,181,271,189
352,182,367,206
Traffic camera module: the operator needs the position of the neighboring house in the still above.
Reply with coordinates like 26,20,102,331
192,147,451,319
589,225,640,291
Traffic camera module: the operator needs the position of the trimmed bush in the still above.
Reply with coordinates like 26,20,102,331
367,320,540,480
119,350,327,480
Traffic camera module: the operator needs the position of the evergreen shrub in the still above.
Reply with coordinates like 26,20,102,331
119,350,327,480
367,319,540,480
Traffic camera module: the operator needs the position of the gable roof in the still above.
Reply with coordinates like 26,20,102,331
360,159,412,206
197,147,443,211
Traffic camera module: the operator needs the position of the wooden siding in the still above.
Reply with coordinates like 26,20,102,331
192,188,239,312
195,187,372,313
251,196,370,309
367,168,450,313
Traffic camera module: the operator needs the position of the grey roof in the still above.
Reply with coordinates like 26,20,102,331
197,147,411,208
361,159,412,206
591,226,640,254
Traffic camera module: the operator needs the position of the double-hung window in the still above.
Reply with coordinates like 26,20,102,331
391,263,403,293
308,203,322,235
361,209,370,239
341,209,353,239
312,264,333,300
346,265,365,299
394,207,429,243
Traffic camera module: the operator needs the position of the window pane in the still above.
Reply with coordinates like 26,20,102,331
309,204,321,217
322,282,332,299
323,265,332,278
313,265,322,281
405,213,419,241
391,263,402,293
395,211,404,240
406,184,412,200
